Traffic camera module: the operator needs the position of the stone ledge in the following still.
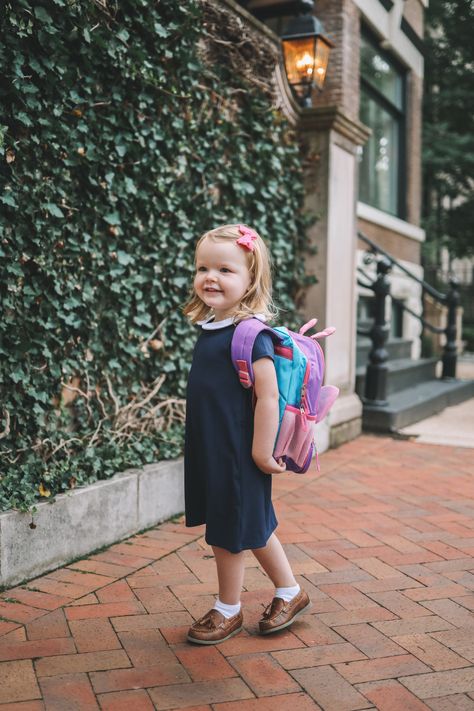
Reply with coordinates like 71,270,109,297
0,458,184,589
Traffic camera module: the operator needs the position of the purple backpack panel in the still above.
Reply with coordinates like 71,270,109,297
231,317,339,474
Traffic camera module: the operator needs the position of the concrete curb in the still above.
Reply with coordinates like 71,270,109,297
0,458,184,589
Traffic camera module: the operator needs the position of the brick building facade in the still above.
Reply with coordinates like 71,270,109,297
225,0,428,445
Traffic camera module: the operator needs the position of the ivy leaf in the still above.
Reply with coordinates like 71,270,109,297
124,177,137,195
0,193,17,207
31,390,50,404
34,7,53,23
171,276,187,288
117,29,130,43
103,212,121,225
45,203,64,218
133,313,153,328
10,369,24,383
16,112,33,127
154,23,169,38
238,182,256,195
63,296,81,310
117,250,133,266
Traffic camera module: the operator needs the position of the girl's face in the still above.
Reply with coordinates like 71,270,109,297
194,237,251,321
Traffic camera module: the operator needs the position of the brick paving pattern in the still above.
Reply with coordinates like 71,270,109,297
0,434,473,710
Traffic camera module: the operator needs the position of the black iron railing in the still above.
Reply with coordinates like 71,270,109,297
357,231,460,405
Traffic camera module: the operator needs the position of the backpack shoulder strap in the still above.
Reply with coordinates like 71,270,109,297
231,318,284,389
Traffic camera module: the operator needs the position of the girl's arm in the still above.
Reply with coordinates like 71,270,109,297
252,357,287,475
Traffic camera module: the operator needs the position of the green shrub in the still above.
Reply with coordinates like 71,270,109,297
0,0,312,511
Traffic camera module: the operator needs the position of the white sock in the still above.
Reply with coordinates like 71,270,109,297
213,598,241,619
275,583,301,602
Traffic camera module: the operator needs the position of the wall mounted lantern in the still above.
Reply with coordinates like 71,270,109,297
281,0,334,107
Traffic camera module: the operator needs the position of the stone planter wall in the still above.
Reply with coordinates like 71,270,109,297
0,459,184,589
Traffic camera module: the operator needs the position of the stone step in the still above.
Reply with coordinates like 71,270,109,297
356,337,413,369
356,357,439,397
362,378,474,432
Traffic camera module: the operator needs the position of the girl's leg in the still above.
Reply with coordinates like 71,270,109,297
251,532,297,587
187,546,245,644
211,545,246,605
253,533,310,635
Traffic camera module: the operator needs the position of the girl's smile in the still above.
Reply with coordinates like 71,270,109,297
194,237,251,321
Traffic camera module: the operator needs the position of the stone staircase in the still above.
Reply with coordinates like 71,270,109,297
356,336,474,432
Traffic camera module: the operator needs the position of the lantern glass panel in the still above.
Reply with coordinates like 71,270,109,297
282,36,316,90
313,37,331,90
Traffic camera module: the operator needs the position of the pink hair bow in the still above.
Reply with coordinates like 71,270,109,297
236,224,258,251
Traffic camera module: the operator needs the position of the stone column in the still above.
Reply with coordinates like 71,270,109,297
299,109,371,449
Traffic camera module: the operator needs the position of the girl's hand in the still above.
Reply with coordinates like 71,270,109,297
254,456,286,475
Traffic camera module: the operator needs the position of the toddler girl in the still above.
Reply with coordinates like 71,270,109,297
182,223,311,644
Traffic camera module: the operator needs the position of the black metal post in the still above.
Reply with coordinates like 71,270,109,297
364,257,392,404
441,276,459,379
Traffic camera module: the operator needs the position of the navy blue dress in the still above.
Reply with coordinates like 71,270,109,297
184,321,278,553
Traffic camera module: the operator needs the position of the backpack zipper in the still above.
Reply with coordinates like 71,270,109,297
300,362,311,414
299,362,311,430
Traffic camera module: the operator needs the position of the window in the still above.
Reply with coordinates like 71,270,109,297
390,299,404,338
357,294,404,339
359,30,406,218
357,295,375,328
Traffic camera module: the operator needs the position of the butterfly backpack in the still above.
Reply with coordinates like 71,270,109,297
231,317,339,473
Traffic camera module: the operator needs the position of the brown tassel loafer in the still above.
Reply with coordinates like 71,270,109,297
187,608,243,645
259,589,312,635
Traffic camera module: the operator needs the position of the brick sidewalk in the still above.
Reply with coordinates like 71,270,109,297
1,434,473,710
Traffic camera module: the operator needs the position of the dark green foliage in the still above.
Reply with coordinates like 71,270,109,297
423,0,474,259
0,1,311,511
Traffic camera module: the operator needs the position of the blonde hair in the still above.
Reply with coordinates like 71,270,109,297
183,223,278,324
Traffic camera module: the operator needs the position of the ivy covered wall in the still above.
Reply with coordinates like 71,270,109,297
0,0,311,511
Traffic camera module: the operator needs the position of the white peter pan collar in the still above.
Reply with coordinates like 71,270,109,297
198,313,267,330
198,315,235,330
